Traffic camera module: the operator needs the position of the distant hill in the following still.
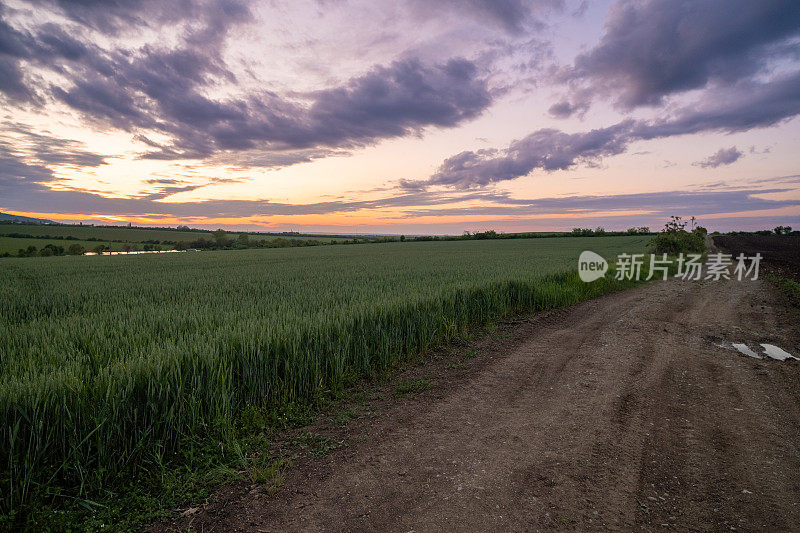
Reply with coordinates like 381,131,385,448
0,212,55,224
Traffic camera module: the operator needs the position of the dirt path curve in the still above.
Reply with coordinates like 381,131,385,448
163,278,800,532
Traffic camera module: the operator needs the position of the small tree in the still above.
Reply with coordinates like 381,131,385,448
212,229,228,247
67,244,86,255
19,245,38,257
40,244,64,256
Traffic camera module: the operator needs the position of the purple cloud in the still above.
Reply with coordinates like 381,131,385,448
125,57,491,159
693,147,743,169
427,120,636,188
1,2,492,163
0,124,106,197
569,0,800,108
417,70,800,189
548,98,590,119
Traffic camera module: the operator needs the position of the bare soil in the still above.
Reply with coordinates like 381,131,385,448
155,277,800,532
713,234,800,281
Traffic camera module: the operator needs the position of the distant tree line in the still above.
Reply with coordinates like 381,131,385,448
6,243,89,258
407,227,652,242
722,226,796,236
171,230,326,250
1,242,167,258
570,227,651,236
168,227,659,249
173,230,410,250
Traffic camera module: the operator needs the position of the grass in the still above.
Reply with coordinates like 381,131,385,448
463,349,482,359
331,408,360,426
250,456,292,494
766,274,800,307
0,236,649,529
447,348,484,369
393,378,435,398
290,431,347,458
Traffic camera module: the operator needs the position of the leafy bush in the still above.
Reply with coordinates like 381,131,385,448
648,216,706,255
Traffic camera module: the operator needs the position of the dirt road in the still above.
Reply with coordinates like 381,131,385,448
162,278,800,532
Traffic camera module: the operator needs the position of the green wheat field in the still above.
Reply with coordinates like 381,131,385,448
0,236,648,526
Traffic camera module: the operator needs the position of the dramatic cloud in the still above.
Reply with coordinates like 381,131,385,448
393,1,800,190
693,147,743,169
635,72,800,137
1,2,491,164
569,0,800,108
0,125,106,196
0,1,250,104
2,124,107,168
420,71,800,189
124,58,491,159
426,120,636,188
0,152,54,191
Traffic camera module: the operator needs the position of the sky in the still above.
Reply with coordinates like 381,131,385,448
1,0,799,234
